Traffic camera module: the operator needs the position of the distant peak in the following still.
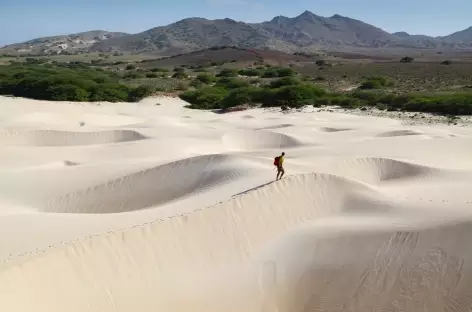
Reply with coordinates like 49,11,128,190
223,18,237,23
295,10,320,22
330,14,344,19
393,31,410,37
299,10,314,17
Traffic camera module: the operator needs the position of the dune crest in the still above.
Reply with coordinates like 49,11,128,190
222,129,304,150
0,129,146,146
1,95,472,312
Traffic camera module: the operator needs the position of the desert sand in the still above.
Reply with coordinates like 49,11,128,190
1,94,472,312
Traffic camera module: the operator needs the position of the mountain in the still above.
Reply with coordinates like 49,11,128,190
90,17,278,55
441,27,472,43
0,31,129,55
2,11,472,56
256,12,400,48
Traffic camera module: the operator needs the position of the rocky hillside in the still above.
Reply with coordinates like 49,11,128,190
1,31,128,55
2,11,472,56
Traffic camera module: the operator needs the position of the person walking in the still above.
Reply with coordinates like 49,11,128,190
274,152,285,181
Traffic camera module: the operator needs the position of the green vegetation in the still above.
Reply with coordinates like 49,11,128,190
400,56,414,63
359,76,394,90
195,73,216,84
0,63,155,102
172,71,188,79
3,55,472,117
216,68,238,77
180,71,472,116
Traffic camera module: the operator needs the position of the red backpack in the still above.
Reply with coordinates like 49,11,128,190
273,156,280,167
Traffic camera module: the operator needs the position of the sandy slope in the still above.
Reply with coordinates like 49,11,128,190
1,95,472,311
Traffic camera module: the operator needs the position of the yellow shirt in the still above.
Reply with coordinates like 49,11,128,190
279,156,284,165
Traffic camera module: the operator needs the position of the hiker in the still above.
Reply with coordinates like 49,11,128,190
274,152,285,181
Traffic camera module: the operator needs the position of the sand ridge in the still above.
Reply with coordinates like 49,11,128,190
1,95,472,312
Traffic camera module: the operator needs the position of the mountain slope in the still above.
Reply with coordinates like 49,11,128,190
442,27,472,43
1,31,129,55
90,18,279,55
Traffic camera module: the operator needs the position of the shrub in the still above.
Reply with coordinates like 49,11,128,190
190,80,204,88
146,73,159,78
441,60,452,65
275,67,296,77
128,86,155,102
215,78,249,89
400,56,414,63
126,64,136,70
264,84,326,108
151,68,169,72
359,76,393,90
47,84,89,101
123,72,144,79
316,60,327,66
175,82,189,91
261,69,278,78
216,68,238,77
179,87,229,109
221,87,259,108
196,73,215,84
249,78,261,85
173,67,185,73
269,77,301,89
172,72,188,79
238,68,261,77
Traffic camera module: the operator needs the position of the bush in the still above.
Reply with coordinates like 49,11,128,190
269,77,300,89
128,86,155,102
315,60,326,66
172,72,188,79
190,79,204,88
264,84,326,108
275,67,296,77
175,82,189,91
151,68,169,72
216,68,238,77
238,68,261,77
215,78,249,89
400,56,414,63
47,84,89,101
441,60,452,65
123,72,144,79
146,73,159,78
179,87,229,109
359,76,393,90
173,67,185,72
261,69,278,78
126,64,136,70
221,87,259,108
196,73,215,84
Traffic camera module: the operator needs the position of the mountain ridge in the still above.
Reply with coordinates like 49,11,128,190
2,11,472,56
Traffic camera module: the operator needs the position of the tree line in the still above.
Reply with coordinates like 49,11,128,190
0,63,154,102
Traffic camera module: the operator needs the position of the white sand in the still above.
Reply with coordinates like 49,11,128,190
1,95,472,312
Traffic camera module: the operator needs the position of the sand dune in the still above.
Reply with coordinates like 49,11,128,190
376,129,424,137
222,129,305,150
0,129,147,146
43,154,256,214
1,95,472,312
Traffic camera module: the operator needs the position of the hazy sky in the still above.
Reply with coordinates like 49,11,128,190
1,0,471,46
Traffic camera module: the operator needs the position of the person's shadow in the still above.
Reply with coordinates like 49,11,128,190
231,180,277,198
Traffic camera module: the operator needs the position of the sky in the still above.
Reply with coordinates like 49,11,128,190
1,0,471,46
